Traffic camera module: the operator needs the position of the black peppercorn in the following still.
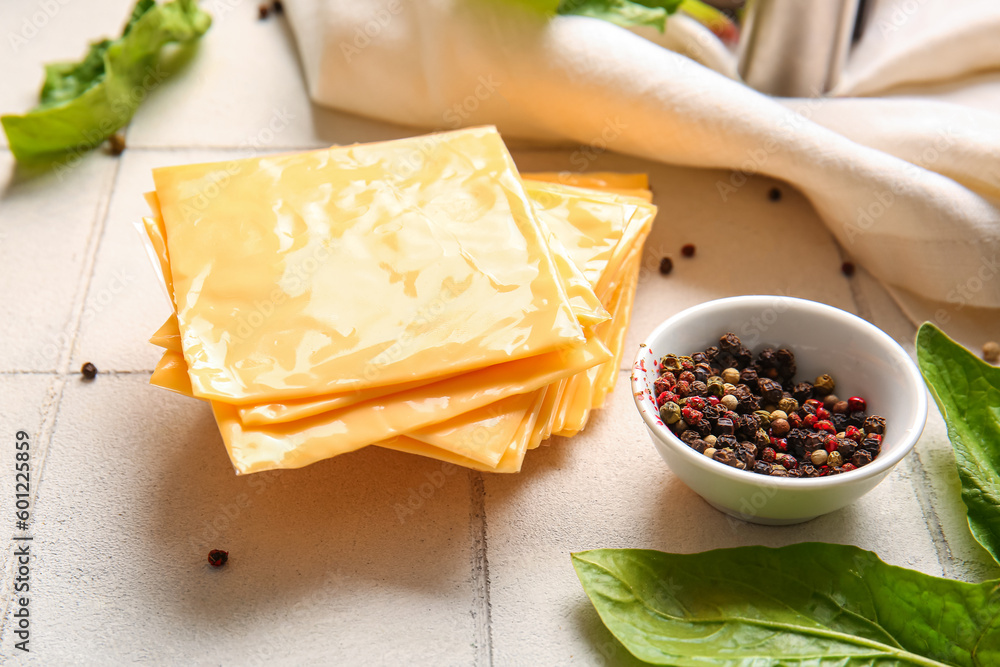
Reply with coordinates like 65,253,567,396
681,429,700,444
81,362,98,380
272,0,284,13
852,450,873,467
681,243,696,258
659,257,673,275
864,415,886,435
841,261,856,277
258,3,269,19
768,187,782,201
107,132,126,156
208,549,229,567
715,418,735,436
716,434,738,449
758,378,783,405
791,382,813,404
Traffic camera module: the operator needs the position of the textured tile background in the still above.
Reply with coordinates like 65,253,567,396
0,2,995,665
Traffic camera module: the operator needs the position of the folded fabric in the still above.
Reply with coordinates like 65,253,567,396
284,0,1000,331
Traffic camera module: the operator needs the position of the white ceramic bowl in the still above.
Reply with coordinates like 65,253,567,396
632,296,927,525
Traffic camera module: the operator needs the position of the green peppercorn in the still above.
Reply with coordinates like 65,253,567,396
721,367,740,384
777,397,798,414
754,410,772,428
661,355,682,372
810,449,828,466
813,374,836,396
659,401,681,424
706,381,724,398
827,450,843,467
674,420,687,434
707,375,722,385
721,395,739,411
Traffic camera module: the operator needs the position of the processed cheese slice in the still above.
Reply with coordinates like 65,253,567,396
154,126,585,404
142,182,608,425
212,336,611,474
522,172,653,202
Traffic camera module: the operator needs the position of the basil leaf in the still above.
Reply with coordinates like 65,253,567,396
917,322,1000,566
558,0,683,32
1,0,210,163
573,545,1000,666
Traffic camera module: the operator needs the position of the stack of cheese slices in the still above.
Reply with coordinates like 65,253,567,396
142,127,655,474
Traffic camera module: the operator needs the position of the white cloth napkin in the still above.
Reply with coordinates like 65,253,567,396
284,0,1000,332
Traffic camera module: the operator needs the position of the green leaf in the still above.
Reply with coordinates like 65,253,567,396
917,322,1000,567
573,545,1000,666
558,0,684,32
2,0,210,163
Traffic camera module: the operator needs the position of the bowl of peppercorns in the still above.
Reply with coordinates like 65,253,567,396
631,296,927,525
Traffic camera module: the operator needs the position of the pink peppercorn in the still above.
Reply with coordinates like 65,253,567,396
803,414,818,428
848,396,867,412
845,426,864,442
825,436,839,453
770,437,788,452
815,407,831,421
814,420,835,434
686,396,707,410
681,407,703,424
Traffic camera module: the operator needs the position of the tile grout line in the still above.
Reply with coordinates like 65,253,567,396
839,247,955,576
0,157,123,644
470,471,493,667
0,370,153,376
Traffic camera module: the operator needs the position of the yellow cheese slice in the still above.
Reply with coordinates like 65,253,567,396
143,184,612,428
212,336,610,474
144,161,653,472
153,127,585,404
379,385,547,472
522,172,652,202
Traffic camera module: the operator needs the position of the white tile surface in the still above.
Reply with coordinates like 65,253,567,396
13,375,479,665
484,371,948,666
0,152,118,371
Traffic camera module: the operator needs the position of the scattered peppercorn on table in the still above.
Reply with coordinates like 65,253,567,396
138,127,656,474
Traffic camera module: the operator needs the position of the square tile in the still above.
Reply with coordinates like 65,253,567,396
0,151,118,371
484,370,947,665
19,375,479,665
